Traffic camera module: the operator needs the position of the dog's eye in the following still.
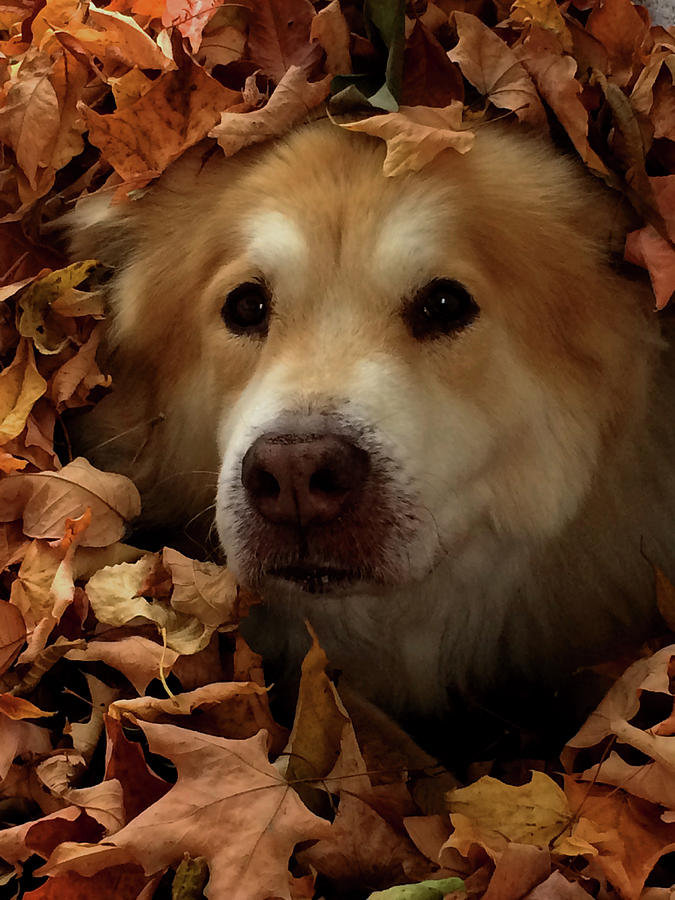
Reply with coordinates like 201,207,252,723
221,282,270,336
404,279,479,340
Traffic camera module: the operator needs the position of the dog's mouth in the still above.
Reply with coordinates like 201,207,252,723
268,564,359,593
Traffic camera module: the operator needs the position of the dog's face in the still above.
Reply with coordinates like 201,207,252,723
73,123,653,599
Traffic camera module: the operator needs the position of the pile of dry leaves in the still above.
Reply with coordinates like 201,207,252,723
1,0,675,897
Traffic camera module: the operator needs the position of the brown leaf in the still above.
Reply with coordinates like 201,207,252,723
402,21,464,107
510,0,573,52
247,0,320,84
564,779,675,900
298,790,432,891
517,28,607,173
0,338,47,443
103,714,171,822
67,635,179,695
23,866,151,900
0,457,141,547
210,65,331,156
625,224,675,308
0,51,60,191
339,103,474,177
0,598,26,674
449,12,547,126
40,724,330,900
310,0,351,75
84,59,240,184
587,0,649,87
36,753,125,833
0,714,51,779
0,693,53,719
482,843,551,900
48,324,112,411
525,871,595,899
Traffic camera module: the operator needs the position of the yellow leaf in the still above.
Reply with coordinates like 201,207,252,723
510,0,573,51
444,771,571,859
0,339,47,443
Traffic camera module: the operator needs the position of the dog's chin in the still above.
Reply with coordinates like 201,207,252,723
265,565,366,596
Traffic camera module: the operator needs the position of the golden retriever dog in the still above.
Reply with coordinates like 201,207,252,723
69,121,675,739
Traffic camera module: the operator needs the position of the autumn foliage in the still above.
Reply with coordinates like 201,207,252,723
0,0,675,897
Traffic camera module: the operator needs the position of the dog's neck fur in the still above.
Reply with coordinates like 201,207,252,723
242,335,675,722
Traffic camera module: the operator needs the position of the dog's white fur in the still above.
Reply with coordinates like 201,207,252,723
70,122,675,721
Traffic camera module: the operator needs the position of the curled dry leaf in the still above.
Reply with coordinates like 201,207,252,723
0,457,141,547
40,724,331,900
625,224,675,308
85,554,214,654
67,673,119,764
66,635,179,695
339,103,474,177
210,65,331,156
36,754,126,834
310,0,352,75
449,12,547,126
162,546,251,628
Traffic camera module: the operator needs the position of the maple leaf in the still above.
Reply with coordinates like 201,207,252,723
209,65,331,156
40,724,330,900
449,12,547,126
339,104,474,177
83,58,240,185
587,0,649,88
162,546,251,627
103,714,171,822
400,21,464,108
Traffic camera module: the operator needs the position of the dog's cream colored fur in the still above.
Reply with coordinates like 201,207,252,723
70,122,675,720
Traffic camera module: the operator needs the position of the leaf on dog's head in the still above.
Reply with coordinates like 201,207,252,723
83,59,241,185
0,457,141,547
209,65,331,156
39,724,331,900
449,12,547,127
339,104,474,177
85,555,214,655
0,338,47,444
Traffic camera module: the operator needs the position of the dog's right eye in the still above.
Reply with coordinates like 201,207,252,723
221,282,270,336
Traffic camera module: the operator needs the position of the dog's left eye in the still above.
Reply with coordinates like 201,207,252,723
221,282,270,336
404,279,479,340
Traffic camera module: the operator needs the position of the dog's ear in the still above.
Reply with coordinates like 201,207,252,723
64,194,136,268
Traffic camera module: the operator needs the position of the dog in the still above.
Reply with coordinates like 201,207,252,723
68,121,675,748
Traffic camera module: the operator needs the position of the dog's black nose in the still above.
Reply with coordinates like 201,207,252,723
241,433,370,527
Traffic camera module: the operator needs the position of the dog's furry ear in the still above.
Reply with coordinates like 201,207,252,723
64,195,136,268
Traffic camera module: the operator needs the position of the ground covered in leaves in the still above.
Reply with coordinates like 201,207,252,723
0,0,675,897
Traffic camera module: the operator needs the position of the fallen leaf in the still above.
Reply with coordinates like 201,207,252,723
36,753,126,833
85,555,215,654
449,12,547,126
84,58,240,184
0,457,141,547
625,225,675,308
587,0,648,87
66,635,179,695
339,103,474,177
23,865,150,899
163,546,248,628
510,0,573,52
0,338,46,443
400,21,463,107
68,673,119,763
310,0,351,75
443,772,571,860
564,779,675,900
0,714,51,779
162,0,225,53
0,599,26,673
247,0,319,84
209,65,331,156
103,715,170,821
0,693,53,719
40,724,330,900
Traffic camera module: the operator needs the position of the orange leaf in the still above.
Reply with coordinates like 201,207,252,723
0,692,53,719
625,224,675,308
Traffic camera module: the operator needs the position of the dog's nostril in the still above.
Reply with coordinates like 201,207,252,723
310,467,345,495
251,468,280,498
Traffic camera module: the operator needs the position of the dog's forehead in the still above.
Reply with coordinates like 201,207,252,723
242,186,452,295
